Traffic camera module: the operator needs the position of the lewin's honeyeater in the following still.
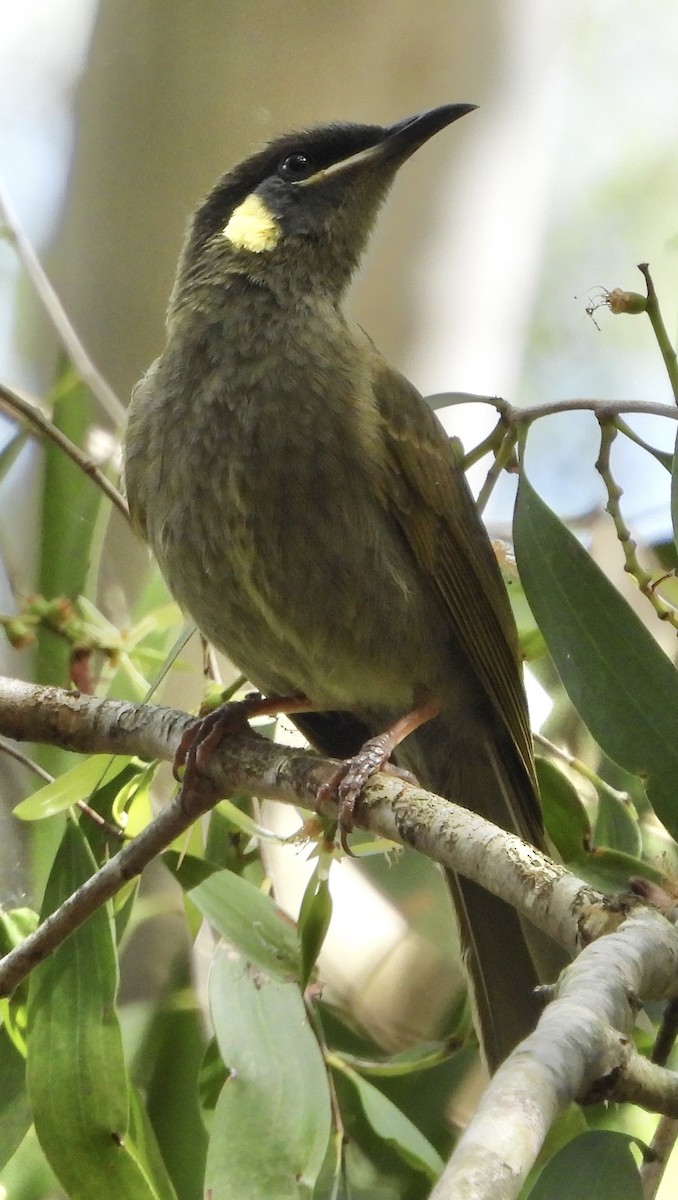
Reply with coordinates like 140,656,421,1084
124,104,564,1069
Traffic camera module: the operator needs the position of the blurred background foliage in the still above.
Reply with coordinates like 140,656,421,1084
1,2,678,1198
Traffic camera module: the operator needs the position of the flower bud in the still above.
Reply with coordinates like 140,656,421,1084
606,288,647,315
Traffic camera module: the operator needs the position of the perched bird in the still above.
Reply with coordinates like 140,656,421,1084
124,105,562,1069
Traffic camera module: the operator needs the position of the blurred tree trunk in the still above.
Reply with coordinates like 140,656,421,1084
51,0,506,403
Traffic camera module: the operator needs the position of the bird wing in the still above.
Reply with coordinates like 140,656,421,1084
369,351,537,800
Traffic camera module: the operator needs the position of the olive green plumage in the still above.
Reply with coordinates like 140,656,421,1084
124,105,563,1069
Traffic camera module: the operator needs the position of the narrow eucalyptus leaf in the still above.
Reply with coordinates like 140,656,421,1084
0,1027,30,1170
188,868,301,980
525,1130,642,1200
205,943,331,1199
26,822,161,1199
515,467,678,842
333,1063,443,1181
298,873,332,990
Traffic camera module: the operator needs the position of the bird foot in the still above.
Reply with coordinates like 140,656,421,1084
174,691,313,786
318,735,418,853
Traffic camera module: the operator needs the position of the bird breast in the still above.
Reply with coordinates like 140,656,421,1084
125,291,448,711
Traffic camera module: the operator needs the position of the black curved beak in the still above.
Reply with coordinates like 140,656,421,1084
380,103,478,162
300,103,477,188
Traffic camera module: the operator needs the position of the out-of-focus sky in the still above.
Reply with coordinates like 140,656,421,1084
1,0,677,549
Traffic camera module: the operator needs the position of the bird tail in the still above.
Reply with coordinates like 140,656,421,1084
402,717,565,1071
295,708,565,1070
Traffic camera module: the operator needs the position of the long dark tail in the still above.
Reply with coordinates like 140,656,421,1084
296,709,565,1070
402,716,565,1070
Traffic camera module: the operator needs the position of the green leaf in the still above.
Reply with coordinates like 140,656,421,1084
0,1026,30,1170
14,754,131,819
127,1088,178,1200
188,868,301,981
0,428,29,481
0,908,39,1060
515,467,678,842
298,870,332,990
571,846,663,893
140,953,209,1200
112,760,155,836
164,849,220,890
334,1040,455,1078
205,941,332,1199
525,1130,642,1200
535,759,659,889
126,602,184,646
332,1061,443,1181
594,790,642,857
0,907,38,956
197,1037,229,1131
36,372,105,690
215,796,283,841
26,821,161,1199
536,758,590,862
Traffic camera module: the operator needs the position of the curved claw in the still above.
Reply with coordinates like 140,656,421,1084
173,699,263,785
173,691,315,788
318,732,412,854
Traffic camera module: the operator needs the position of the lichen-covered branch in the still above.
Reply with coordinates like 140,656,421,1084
431,909,678,1200
4,673,678,1200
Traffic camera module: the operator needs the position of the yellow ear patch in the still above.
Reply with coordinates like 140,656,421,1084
222,194,280,252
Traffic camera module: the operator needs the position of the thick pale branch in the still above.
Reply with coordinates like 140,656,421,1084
431,908,678,1200
0,675,188,762
0,677,588,985
5,675,678,1200
609,1044,678,1116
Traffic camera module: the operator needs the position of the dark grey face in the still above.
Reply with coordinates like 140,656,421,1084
173,105,476,299
189,123,389,256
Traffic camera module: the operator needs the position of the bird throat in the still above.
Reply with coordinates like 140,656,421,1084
222,193,280,253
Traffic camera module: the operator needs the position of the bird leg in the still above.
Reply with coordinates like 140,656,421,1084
318,699,440,850
176,691,440,853
174,692,316,783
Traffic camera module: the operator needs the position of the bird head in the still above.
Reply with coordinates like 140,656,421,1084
171,103,476,311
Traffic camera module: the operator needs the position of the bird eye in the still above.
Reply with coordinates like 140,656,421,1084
278,152,315,182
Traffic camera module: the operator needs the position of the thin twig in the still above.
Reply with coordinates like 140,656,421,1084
498,397,678,425
637,264,678,406
0,735,128,838
640,1115,678,1200
0,736,52,782
615,416,673,469
595,416,678,630
0,771,221,998
476,428,517,514
652,997,678,1066
460,418,506,470
432,393,678,425
0,381,130,522
0,180,126,427
305,1000,348,1185
533,732,633,809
